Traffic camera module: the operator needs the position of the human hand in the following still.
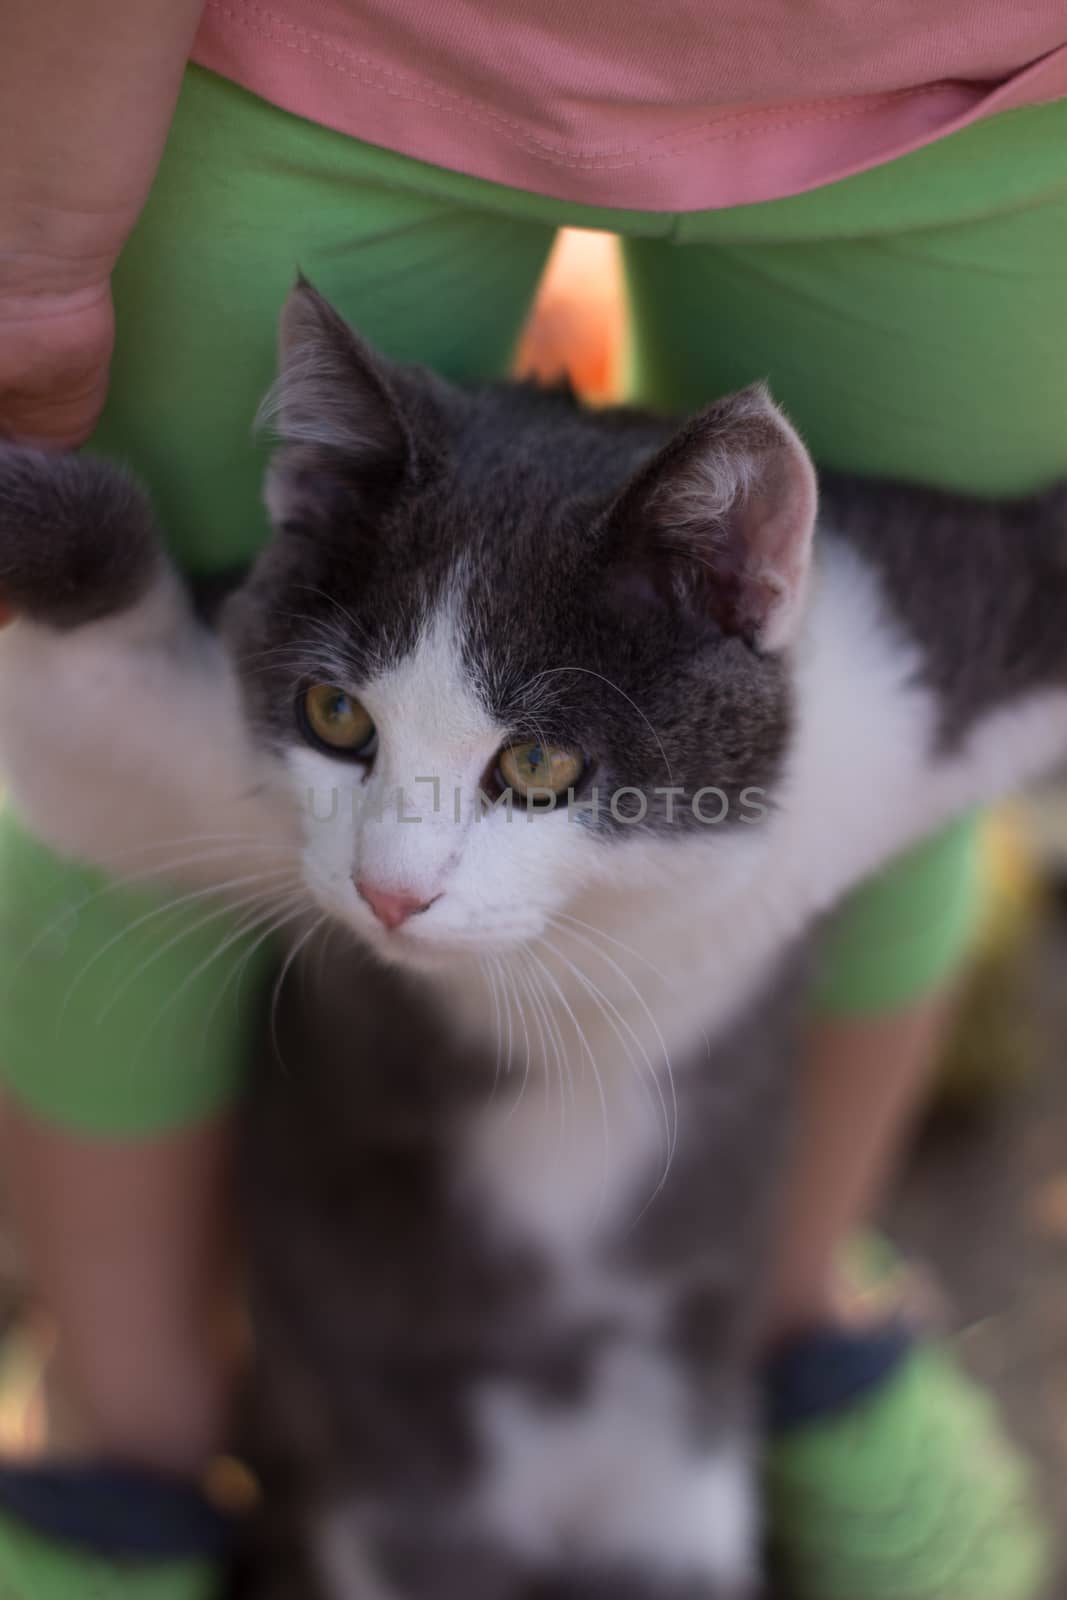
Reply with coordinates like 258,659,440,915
1,0,206,448
0,276,114,449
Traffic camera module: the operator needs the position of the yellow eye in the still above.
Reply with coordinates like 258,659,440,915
301,684,376,755
496,740,585,801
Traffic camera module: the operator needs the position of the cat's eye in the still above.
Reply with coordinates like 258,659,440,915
299,683,377,758
495,740,585,803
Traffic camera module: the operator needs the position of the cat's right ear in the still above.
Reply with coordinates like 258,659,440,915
603,385,817,653
259,278,416,520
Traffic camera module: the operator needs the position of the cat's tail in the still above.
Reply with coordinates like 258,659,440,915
0,443,164,630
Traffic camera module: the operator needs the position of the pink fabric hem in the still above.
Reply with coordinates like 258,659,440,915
190,2,1067,212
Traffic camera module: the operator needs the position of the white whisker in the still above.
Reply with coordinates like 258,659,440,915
517,947,569,1145
523,665,674,786
194,889,315,1056
1,836,300,1006
90,871,302,1027
483,953,505,1099
499,956,533,1123
134,889,310,1063
547,915,679,1182
538,935,665,1165
269,913,330,1074
525,943,610,1223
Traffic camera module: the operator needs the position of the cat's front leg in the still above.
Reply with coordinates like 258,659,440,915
514,1572,765,1600
459,1344,760,1600
286,1352,764,1600
0,445,295,886
307,1504,763,1600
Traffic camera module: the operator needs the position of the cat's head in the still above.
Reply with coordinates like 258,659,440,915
228,281,817,968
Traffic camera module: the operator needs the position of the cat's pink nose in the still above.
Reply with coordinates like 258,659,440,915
355,879,437,930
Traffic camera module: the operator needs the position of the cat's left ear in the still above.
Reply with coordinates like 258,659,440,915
259,277,418,509
606,385,817,652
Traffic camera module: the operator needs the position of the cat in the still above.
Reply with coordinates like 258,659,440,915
1,280,1066,1598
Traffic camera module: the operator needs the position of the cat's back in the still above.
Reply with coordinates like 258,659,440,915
815,468,1067,740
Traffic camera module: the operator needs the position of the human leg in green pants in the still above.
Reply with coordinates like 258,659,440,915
1,64,1063,1597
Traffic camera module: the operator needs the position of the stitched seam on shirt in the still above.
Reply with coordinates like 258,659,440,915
205,0,956,167
226,0,949,149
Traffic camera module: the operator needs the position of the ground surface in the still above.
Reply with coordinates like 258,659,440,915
886,920,1067,1593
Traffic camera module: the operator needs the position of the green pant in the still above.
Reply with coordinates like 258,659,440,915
3,70,1067,1133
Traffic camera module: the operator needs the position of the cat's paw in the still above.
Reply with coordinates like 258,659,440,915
0,442,162,629
522,1570,756,1600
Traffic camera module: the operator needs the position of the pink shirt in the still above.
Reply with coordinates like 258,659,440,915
192,2,1067,211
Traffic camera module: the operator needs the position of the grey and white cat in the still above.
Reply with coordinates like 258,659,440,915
0,281,1065,1599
